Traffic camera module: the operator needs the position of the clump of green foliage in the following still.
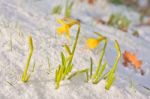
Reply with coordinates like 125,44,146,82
65,0,74,17
91,35,108,84
55,23,80,89
105,40,121,90
90,38,121,90
67,32,107,84
51,0,74,17
108,13,131,31
21,36,34,83
67,32,121,90
52,5,62,15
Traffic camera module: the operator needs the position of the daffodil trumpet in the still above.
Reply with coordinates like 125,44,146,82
56,18,80,39
21,36,34,83
86,34,106,49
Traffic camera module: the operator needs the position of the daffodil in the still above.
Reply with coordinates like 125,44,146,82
56,18,79,39
86,38,100,49
55,18,80,89
86,36,106,49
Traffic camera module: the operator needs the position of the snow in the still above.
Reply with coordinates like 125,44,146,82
0,0,149,99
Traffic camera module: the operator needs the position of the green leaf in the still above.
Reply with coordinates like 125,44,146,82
90,57,93,78
111,40,121,73
68,68,89,80
64,44,72,55
55,19,80,89
92,39,107,79
66,63,73,75
105,73,116,90
104,40,121,90
55,69,58,82
61,52,66,67
93,62,107,84
21,36,34,83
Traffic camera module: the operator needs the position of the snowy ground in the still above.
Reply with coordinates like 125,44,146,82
0,0,150,99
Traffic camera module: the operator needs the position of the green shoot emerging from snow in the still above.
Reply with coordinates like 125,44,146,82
52,5,62,15
55,19,80,89
65,0,74,17
86,32,121,90
90,57,93,78
52,0,73,17
69,32,108,84
21,36,34,83
105,40,121,90
68,68,89,82
92,34,108,84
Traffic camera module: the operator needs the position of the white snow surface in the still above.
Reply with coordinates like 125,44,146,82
0,0,150,99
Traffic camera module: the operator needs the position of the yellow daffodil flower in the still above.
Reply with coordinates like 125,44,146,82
86,35,106,49
86,38,100,49
56,18,79,39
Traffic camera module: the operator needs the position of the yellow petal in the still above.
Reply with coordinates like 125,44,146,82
56,18,78,39
65,26,70,39
86,38,100,49
56,26,66,35
57,19,65,25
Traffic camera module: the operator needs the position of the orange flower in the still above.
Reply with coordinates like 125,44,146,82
123,51,142,70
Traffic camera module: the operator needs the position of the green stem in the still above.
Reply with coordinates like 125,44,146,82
93,62,107,84
92,39,107,79
90,57,93,78
67,23,80,67
105,40,121,90
55,21,80,89
21,36,34,82
110,40,121,74
68,68,89,80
